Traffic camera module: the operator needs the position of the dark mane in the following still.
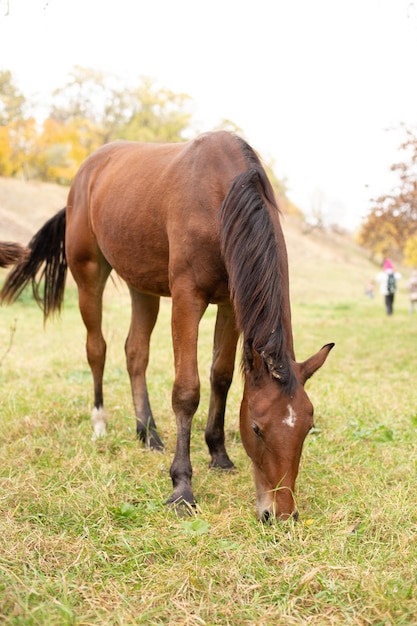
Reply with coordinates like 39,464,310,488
219,137,295,392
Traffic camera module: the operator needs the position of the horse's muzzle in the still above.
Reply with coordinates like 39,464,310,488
260,509,299,524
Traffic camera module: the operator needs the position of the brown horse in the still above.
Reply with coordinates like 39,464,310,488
1,131,333,521
0,242,28,268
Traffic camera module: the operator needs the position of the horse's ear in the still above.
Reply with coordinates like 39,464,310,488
298,343,334,386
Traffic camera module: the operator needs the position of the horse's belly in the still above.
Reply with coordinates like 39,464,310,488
119,266,171,298
101,238,229,303
99,236,171,297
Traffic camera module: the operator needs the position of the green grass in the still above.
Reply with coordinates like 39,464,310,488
1,270,417,625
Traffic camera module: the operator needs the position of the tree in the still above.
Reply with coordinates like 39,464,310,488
50,68,193,145
0,67,195,183
0,70,26,126
116,76,192,143
357,126,417,261
404,234,417,267
30,117,97,184
0,71,37,177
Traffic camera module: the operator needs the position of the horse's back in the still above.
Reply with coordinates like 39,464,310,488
66,132,247,300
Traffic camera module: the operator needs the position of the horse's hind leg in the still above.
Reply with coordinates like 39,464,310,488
125,289,163,450
205,303,239,469
72,257,111,440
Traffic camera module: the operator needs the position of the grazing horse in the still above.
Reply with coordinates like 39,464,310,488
1,131,333,521
0,242,28,268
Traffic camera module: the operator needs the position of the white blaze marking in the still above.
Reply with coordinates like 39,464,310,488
283,404,297,428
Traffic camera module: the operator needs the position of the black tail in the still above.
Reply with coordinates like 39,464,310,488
0,242,29,268
1,208,67,319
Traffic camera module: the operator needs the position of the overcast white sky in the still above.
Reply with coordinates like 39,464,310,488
1,0,417,229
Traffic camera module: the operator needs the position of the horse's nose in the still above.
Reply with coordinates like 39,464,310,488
260,508,299,523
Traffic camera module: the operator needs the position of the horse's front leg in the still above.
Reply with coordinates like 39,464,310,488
126,289,163,450
167,287,207,512
205,303,239,469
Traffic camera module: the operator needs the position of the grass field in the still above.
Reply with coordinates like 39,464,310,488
1,237,417,624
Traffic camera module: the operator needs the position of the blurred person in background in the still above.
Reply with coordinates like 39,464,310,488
375,258,402,316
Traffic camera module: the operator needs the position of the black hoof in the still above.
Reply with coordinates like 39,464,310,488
208,454,235,470
166,496,197,518
137,429,164,451
148,437,164,451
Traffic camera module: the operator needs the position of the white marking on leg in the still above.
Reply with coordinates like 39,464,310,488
91,407,108,441
283,404,297,428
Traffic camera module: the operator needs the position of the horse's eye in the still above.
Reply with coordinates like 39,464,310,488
252,422,263,438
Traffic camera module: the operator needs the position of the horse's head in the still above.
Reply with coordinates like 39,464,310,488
240,343,334,522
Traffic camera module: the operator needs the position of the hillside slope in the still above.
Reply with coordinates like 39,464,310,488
0,176,386,304
0,177,68,243
282,215,378,303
